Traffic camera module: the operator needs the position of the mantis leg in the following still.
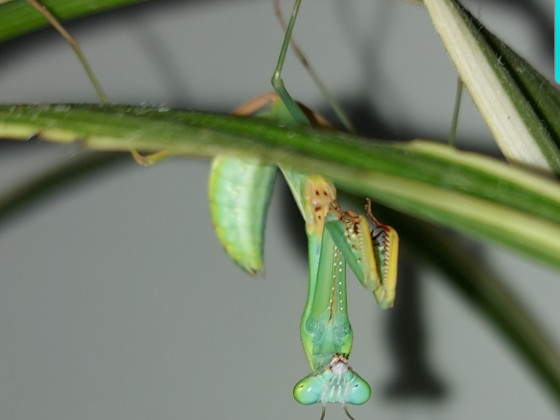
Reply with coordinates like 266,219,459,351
270,96,399,309
365,199,399,308
20,0,179,166
22,0,108,104
20,0,161,166
130,150,174,167
272,0,355,132
325,203,399,309
270,0,309,124
268,96,399,309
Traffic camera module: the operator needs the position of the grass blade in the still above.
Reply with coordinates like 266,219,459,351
424,0,560,174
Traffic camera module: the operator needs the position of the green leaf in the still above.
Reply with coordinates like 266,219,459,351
0,0,151,42
1,103,560,270
424,0,560,175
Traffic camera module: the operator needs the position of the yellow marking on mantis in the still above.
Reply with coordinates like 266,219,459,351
365,199,399,308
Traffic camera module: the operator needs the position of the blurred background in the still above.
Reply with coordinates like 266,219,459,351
0,0,558,419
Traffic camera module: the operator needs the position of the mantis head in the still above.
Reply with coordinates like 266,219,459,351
293,354,371,406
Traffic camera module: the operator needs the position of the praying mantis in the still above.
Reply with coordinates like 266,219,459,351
10,0,399,418
210,92,398,419
210,1,399,417
6,2,560,419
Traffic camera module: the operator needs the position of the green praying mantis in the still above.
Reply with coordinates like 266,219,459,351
210,91,399,419
213,2,399,416
12,0,399,418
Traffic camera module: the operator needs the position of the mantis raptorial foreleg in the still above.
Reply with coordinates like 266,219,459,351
365,199,399,307
325,202,399,310
269,0,400,310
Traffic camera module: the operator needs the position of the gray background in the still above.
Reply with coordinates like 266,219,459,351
0,0,559,419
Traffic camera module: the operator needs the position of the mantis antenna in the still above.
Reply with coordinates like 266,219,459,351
343,405,357,420
318,402,360,420
318,403,358,420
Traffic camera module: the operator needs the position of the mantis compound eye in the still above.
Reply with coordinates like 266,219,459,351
346,376,371,405
293,376,322,405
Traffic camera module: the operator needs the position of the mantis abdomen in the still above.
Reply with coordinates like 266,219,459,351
208,156,276,275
